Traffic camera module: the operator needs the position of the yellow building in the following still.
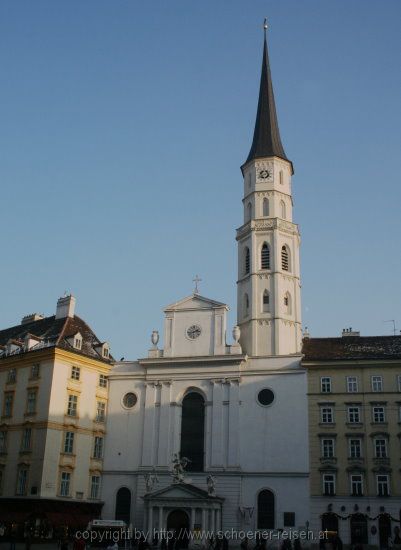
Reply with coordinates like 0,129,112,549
303,329,401,548
0,295,113,537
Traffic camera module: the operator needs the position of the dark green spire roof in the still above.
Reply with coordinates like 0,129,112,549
243,31,291,171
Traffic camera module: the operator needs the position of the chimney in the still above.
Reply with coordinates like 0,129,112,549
56,294,76,319
21,313,45,325
342,327,360,337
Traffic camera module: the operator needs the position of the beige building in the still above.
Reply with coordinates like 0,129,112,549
0,295,113,535
303,330,401,548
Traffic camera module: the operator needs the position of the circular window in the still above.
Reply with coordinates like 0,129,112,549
122,392,137,409
257,388,275,407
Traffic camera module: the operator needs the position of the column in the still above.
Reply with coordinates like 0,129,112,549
148,505,153,533
142,383,156,466
210,509,215,534
157,381,171,465
227,379,240,467
216,509,221,532
158,506,164,531
210,380,224,467
202,509,207,532
190,508,196,531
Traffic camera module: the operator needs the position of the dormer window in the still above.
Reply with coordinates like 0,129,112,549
74,338,82,350
103,348,109,358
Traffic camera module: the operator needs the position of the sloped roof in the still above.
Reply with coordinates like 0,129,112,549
0,314,113,363
302,336,401,362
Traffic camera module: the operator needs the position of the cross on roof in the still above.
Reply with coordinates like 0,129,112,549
192,275,202,295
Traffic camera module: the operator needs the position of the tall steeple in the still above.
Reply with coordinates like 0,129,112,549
236,21,301,357
243,22,291,171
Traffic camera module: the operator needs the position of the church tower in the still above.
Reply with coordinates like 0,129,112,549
237,24,302,356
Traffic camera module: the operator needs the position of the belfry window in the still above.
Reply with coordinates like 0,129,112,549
245,247,250,274
262,198,269,217
279,170,284,185
262,290,270,312
244,293,250,316
284,292,292,314
261,243,270,270
180,392,205,472
247,202,252,222
280,200,286,219
281,246,290,271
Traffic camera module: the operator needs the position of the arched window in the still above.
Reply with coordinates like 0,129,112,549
115,487,131,524
279,170,284,185
257,489,275,529
281,245,290,272
284,292,292,314
248,173,252,188
261,243,270,270
262,290,270,312
244,293,250,316
247,202,252,222
280,200,286,219
245,247,250,274
180,392,205,472
262,198,269,217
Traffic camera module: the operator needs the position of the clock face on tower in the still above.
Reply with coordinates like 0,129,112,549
259,169,270,179
186,325,202,340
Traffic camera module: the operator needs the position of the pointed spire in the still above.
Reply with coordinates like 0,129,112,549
243,21,291,171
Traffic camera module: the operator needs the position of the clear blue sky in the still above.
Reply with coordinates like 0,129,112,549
1,1,400,358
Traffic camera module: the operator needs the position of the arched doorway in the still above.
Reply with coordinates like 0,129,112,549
180,392,205,472
257,489,275,529
167,510,190,549
379,514,392,549
321,513,339,534
115,487,131,525
350,514,368,545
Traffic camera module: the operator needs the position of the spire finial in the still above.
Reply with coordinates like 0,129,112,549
192,275,202,295
263,17,268,36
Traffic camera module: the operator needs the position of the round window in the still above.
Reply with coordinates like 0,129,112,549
122,392,138,409
257,388,275,406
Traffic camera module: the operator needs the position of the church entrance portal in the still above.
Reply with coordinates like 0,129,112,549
167,510,190,549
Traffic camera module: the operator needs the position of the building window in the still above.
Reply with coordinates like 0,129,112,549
261,243,270,269
26,390,37,414
67,394,78,417
244,293,250,316
350,474,363,496
64,432,75,454
262,198,269,217
349,438,362,458
30,364,40,379
377,474,390,496
16,467,28,495
321,407,334,424
257,489,275,529
103,347,109,358
180,392,205,472
372,375,383,392
7,369,17,384
280,200,286,219
74,338,82,350
321,377,332,393
71,366,81,380
283,292,292,314
90,475,101,499
99,374,107,388
397,374,401,392
247,202,252,222
60,472,71,497
0,468,3,495
279,170,284,185
3,393,14,417
21,428,32,452
323,473,335,496
93,436,104,459
96,402,106,423
372,405,385,423
262,290,270,313
281,245,290,271
374,438,388,458
321,439,335,458
348,406,361,424
245,247,250,274
0,431,7,454
347,376,358,393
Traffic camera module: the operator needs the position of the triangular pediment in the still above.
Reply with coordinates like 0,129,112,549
143,483,222,502
164,294,228,313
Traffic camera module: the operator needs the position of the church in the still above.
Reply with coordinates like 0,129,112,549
102,25,310,538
